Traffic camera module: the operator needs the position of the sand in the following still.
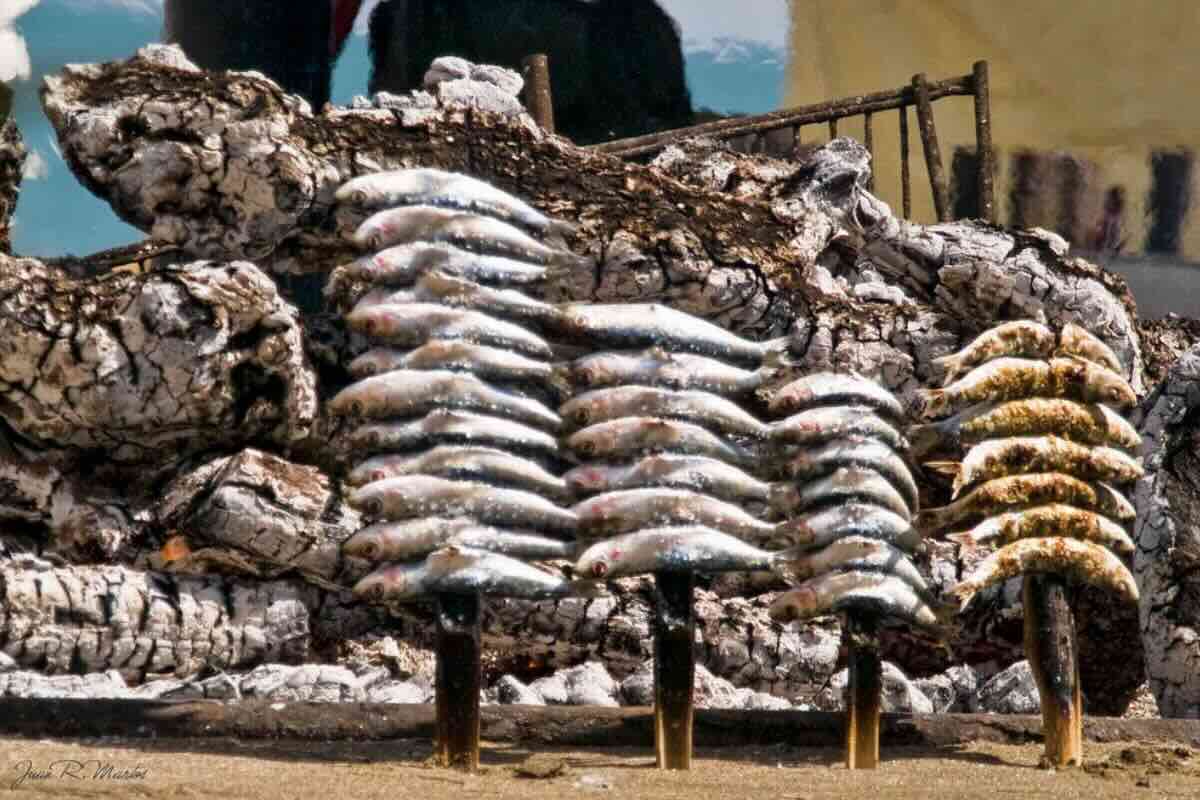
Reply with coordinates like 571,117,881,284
0,736,1197,800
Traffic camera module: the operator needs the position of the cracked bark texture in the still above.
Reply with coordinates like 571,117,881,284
1133,344,1200,717
0,121,24,256
0,45,1179,712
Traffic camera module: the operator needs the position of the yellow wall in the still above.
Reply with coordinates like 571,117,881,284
785,1,1198,256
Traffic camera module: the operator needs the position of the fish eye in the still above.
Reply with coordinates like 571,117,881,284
591,561,608,578
361,541,379,560
351,190,367,205
371,469,386,482
362,319,377,337
1109,387,1123,401
578,368,595,385
579,441,595,456
365,498,383,516
350,400,365,417
573,409,590,425
368,584,385,601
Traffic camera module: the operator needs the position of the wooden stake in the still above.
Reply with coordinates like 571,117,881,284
844,613,882,769
1023,574,1083,768
521,54,556,135
0,82,12,128
435,591,482,772
653,570,695,770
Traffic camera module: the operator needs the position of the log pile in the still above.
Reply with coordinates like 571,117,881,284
0,44,1191,717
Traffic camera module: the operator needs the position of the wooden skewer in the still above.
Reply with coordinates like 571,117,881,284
653,570,695,770
843,613,883,769
435,591,483,772
1023,574,1083,768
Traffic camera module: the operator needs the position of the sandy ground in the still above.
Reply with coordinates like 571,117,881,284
0,736,1197,800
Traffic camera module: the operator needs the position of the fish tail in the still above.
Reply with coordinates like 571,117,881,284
948,581,976,612
922,460,961,480
769,547,813,583
547,362,575,398
931,352,959,381
569,578,610,598
768,482,799,513
545,219,579,242
914,389,947,419
762,337,796,370
909,421,955,458
549,249,594,272
914,507,950,533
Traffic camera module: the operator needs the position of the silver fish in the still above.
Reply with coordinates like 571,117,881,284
348,340,569,397
925,435,1145,496
776,536,931,596
574,526,785,579
909,397,1141,457
771,502,924,553
353,271,563,328
949,537,1138,611
354,546,600,603
945,503,1135,555
569,347,775,395
349,475,577,533
557,303,788,367
354,205,587,269
336,168,576,238
346,445,567,498
1056,322,1123,375
769,466,912,520
933,320,1056,386
345,303,553,359
566,417,757,466
572,488,776,542
564,454,770,504
342,242,551,286
344,518,573,562
915,472,1136,532
781,436,919,512
348,410,561,459
771,405,907,451
917,357,1136,419
329,370,562,431
560,386,768,438
769,372,906,422
769,571,950,629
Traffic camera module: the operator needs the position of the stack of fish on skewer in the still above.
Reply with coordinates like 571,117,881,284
560,310,789,581
765,373,943,634
327,167,599,603
913,321,1143,609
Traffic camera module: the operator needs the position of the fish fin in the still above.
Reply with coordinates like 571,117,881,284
909,422,953,458
569,578,610,598
762,336,795,370
922,460,961,480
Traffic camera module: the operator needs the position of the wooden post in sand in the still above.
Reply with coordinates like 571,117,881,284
844,613,883,769
653,570,695,770
435,591,483,772
1023,574,1083,767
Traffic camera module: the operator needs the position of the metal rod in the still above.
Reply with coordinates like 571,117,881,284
521,53,556,134
1023,574,1083,768
844,614,882,770
435,591,482,772
791,125,802,159
972,60,996,223
653,570,695,770
899,106,912,219
828,118,839,139
593,74,974,158
912,73,951,222
863,112,875,192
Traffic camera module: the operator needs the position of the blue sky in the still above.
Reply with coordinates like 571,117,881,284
5,0,788,258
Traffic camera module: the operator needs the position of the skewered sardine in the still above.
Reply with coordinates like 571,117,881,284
329,370,562,431
342,242,551,286
572,488,776,542
344,518,573,562
574,526,783,579
933,321,1056,386
349,475,577,533
946,503,1134,555
775,536,931,596
780,436,919,512
1056,322,1123,375
910,397,1140,456
917,357,1135,418
769,466,912,520
771,502,924,553
949,537,1138,610
348,340,570,397
564,454,770,504
345,303,554,359
566,417,757,465
915,472,1135,532
771,405,907,451
561,386,768,437
569,348,774,395
769,571,951,630
346,445,567,498
769,373,906,422
347,410,560,459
